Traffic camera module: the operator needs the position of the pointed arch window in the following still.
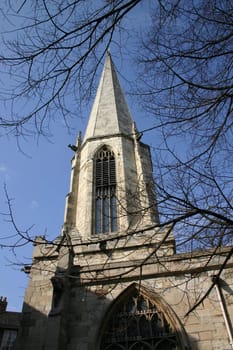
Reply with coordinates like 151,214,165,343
100,286,183,350
94,147,117,234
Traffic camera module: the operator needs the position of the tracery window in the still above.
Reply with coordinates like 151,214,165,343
100,289,179,350
94,147,117,234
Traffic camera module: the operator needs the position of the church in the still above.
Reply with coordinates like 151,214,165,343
15,54,233,350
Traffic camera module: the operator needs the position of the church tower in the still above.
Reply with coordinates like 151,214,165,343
63,52,159,238
17,53,233,350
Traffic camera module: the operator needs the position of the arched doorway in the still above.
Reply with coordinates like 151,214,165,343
99,284,190,350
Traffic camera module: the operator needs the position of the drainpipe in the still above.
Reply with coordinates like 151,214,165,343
213,276,233,348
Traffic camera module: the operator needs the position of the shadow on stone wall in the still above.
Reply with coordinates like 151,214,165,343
14,283,196,350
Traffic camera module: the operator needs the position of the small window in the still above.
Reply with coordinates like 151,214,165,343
94,147,117,234
0,329,17,350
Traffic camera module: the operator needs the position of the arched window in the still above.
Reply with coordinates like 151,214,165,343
99,284,187,350
94,147,117,234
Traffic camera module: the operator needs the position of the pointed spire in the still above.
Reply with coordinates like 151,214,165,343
83,53,134,142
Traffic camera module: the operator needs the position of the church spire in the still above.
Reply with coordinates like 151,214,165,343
83,53,134,142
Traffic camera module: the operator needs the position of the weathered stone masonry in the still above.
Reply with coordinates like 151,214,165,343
15,54,233,350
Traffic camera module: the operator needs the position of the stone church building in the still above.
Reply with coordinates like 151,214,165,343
15,54,233,350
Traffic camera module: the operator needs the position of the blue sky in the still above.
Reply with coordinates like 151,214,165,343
0,123,83,310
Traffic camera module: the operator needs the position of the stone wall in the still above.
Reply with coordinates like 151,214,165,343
16,233,233,350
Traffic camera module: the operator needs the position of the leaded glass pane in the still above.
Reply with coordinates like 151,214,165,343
139,315,150,338
129,343,151,350
105,345,125,350
156,339,177,350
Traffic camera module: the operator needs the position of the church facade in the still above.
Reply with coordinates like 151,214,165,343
15,54,233,350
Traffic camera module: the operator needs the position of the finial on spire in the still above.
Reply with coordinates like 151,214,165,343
133,122,143,141
76,131,82,146
68,132,82,152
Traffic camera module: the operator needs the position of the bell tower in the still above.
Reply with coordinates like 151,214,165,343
64,52,159,239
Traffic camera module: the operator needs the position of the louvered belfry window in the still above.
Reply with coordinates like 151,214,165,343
95,147,117,234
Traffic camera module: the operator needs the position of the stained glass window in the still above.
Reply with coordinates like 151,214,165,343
100,289,178,350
